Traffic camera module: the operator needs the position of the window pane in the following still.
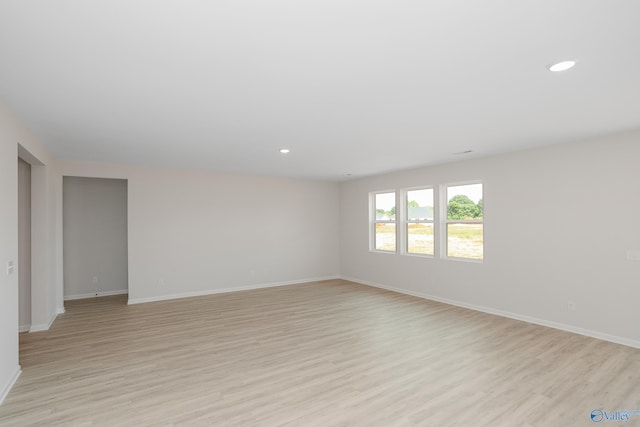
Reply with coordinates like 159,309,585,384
375,223,396,251
407,223,434,255
447,183,483,220
407,189,434,220
375,192,395,220
447,223,483,260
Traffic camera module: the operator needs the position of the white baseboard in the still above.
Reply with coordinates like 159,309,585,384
128,276,340,305
341,276,640,350
18,325,30,333
64,289,128,301
0,365,21,405
29,310,59,332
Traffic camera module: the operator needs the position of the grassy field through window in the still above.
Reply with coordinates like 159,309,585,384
407,223,434,255
375,223,396,251
447,223,483,259
375,223,483,258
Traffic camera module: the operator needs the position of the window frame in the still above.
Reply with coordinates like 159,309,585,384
402,186,435,257
440,181,484,262
370,190,398,253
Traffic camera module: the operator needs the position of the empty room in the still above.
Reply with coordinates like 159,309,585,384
1,1,639,426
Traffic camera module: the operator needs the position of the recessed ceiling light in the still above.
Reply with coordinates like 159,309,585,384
279,149,290,154
548,60,576,72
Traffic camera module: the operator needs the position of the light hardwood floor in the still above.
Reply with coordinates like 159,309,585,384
1,279,639,426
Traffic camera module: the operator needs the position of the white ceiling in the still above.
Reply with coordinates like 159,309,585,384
1,1,639,181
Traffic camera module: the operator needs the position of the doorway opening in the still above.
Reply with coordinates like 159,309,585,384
17,158,31,332
63,177,128,301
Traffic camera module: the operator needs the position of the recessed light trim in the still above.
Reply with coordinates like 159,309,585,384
279,149,290,154
548,60,576,72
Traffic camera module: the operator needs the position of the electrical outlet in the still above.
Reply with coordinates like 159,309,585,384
158,279,165,287
92,276,98,284
567,301,576,311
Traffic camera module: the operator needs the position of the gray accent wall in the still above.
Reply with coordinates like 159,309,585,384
63,177,128,299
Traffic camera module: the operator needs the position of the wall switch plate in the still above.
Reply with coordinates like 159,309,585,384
7,260,15,275
626,249,640,261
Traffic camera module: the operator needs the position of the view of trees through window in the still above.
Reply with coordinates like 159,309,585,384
371,183,483,260
407,188,434,255
374,192,396,251
446,183,483,260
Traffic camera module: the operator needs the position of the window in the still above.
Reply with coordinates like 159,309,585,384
444,182,483,260
372,191,396,252
370,182,484,260
405,188,434,255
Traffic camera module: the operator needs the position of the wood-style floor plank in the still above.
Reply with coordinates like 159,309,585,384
1,279,638,426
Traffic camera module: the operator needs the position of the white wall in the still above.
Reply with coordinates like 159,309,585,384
63,177,128,299
340,130,640,347
0,104,20,404
0,99,58,404
58,161,341,303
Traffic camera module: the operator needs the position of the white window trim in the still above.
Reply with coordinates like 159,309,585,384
440,181,484,262
370,190,398,253
402,186,435,257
